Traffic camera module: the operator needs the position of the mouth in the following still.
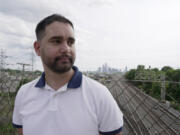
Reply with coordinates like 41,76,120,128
60,56,69,60
55,55,72,64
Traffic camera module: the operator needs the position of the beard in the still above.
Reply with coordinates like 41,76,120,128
43,54,75,74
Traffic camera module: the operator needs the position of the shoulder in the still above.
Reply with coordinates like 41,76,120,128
16,77,40,98
81,75,110,97
19,78,39,91
82,75,107,90
81,75,114,104
81,75,123,132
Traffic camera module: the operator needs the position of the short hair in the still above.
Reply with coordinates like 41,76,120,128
35,14,74,40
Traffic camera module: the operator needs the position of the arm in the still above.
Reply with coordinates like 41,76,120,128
13,87,24,135
18,128,23,135
97,87,123,135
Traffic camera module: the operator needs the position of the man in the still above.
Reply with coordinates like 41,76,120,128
12,14,123,135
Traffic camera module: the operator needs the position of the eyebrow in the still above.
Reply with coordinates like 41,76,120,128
48,36,75,42
48,36,63,41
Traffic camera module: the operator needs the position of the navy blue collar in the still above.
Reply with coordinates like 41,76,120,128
35,66,82,89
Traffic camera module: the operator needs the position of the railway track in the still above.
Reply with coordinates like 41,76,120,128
124,82,179,135
100,74,180,135
126,82,180,135
115,81,151,135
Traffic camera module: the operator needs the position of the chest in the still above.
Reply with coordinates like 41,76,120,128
20,90,99,135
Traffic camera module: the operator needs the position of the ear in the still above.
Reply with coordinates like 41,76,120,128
34,41,41,56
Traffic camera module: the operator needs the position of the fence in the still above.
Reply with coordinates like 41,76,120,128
0,71,180,135
0,70,39,135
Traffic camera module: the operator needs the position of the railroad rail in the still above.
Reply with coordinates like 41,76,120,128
97,74,180,135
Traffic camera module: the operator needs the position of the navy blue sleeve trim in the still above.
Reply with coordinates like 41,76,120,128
12,123,23,128
99,127,123,135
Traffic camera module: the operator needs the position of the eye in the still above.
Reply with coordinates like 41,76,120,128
53,39,61,44
50,38,63,45
67,38,75,46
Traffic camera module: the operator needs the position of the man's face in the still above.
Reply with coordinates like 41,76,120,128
35,21,76,73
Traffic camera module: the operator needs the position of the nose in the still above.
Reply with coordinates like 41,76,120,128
59,41,70,53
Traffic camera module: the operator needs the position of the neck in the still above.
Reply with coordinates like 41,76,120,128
44,68,74,90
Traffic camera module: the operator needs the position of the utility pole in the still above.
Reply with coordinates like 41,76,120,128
0,49,8,78
0,49,8,70
161,73,166,102
134,68,166,103
0,49,9,92
17,63,31,79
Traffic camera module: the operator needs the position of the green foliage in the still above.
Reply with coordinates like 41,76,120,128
161,66,173,72
171,69,180,82
141,82,152,94
3,68,21,75
0,122,16,135
125,69,136,80
166,83,180,102
0,69,40,134
0,92,17,134
137,65,145,71
152,68,159,72
125,65,180,111
0,78,32,135
151,82,161,99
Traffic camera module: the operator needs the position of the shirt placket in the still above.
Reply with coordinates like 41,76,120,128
48,92,57,111
47,84,67,111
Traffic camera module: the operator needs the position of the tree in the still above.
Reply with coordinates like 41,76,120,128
125,69,136,80
171,69,180,82
161,66,173,72
137,65,145,71
152,68,159,72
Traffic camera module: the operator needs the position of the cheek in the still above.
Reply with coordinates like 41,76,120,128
71,47,76,58
41,46,56,56
40,47,52,61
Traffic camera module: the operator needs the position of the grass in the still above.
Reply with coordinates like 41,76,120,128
0,92,16,135
0,122,17,135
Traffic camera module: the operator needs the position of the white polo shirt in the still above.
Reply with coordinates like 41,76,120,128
13,66,123,135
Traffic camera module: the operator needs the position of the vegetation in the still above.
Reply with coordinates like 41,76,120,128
0,78,33,135
0,123,16,135
0,69,38,135
125,65,180,111
0,91,16,135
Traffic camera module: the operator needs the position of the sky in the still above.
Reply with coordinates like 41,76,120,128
0,0,180,71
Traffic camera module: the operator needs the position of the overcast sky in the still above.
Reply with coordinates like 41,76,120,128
0,0,180,71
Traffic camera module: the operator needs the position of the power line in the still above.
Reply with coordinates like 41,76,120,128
0,49,8,70
17,63,31,72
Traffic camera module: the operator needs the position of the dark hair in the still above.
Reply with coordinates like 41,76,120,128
35,14,74,40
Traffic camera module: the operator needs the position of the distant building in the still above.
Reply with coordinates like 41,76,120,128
97,63,121,73
123,66,128,73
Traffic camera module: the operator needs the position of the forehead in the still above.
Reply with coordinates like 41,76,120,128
45,21,74,38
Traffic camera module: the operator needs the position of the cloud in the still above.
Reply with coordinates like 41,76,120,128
87,0,117,7
0,13,34,37
0,0,52,22
0,0,180,70
0,12,34,58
